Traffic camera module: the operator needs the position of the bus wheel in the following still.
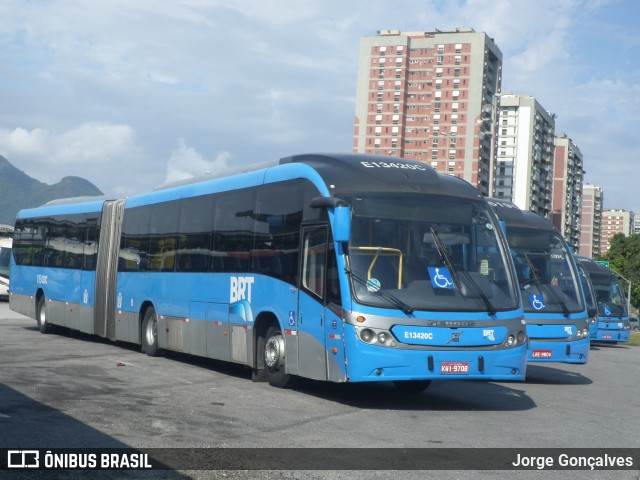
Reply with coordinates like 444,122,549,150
251,333,267,382
264,325,295,388
393,380,431,393
36,295,51,334
142,306,159,357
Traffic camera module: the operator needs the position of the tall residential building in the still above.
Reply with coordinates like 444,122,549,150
600,209,634,255
492,94,556,219
579,184,603,258
552,135,584,250
353,27,502,196
634,215,640,235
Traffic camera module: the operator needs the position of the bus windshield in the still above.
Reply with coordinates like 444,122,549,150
344,194,517,313
591,272,628,318
507,228,583,314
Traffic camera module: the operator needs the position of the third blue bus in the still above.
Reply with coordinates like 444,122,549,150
575,256,630,344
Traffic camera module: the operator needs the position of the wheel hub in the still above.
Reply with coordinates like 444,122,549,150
265,334,285,369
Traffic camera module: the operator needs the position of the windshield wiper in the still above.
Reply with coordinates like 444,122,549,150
459,270,497,316
524,253,570,317
345,266,414,316
430,226,462,290
431,226,496,316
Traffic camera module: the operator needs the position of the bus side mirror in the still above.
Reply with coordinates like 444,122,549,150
310,196,351,243
332,206,351,243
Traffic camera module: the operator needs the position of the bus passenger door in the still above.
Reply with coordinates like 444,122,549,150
297,225,329,381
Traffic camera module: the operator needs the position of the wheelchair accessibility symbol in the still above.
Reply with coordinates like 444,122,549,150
529,294,546,311
428,267,454,289
604,306,612,316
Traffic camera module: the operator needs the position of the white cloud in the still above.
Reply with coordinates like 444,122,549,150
0,122,135,165
0,122,140,193
165,138,232,184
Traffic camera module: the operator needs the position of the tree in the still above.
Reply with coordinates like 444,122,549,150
601,233,640,312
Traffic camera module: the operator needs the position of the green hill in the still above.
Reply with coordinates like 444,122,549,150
0,155,103,225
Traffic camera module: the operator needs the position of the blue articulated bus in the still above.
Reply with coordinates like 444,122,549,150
10,154,527,391
488,199,590,364
575,256,630,344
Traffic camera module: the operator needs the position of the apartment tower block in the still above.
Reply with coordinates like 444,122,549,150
579,184,603,258
353,28,502,196
552,135,584,251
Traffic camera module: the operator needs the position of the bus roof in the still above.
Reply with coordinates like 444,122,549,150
15,197,109,219
486,198,555,232
282,153,482,199
128,153,485,208
575,255,617,277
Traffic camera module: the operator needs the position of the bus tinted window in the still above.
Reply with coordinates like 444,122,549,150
253,182,303,283
44,221,66,268
213,190,256,273
148,202,179,272
177,195,215,273
65,220,85,269
13,214,99,271
119,206,150,272
83,221,99,270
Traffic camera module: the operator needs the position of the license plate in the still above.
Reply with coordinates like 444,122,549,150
532,350,552,359
440,362,469,374
602,334,612,339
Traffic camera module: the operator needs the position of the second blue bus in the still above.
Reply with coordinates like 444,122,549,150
488,199,590,364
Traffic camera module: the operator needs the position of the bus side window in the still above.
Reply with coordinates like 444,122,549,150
325,242,341,306
301,226,327,299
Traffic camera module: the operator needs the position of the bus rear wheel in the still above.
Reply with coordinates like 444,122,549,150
264,325,295,388
393,380,431,393
36,295,51,334
142,306,159,356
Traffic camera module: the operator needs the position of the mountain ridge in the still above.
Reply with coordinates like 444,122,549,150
0,155,104,225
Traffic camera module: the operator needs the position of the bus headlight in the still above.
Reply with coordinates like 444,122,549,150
377,332,389,344
505,334,516,346
360,329,375,343
517,331,526,343
358,327,395,347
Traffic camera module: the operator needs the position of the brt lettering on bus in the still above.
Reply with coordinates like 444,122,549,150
230,276,255,303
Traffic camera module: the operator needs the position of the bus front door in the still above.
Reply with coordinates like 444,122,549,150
297,225,329,381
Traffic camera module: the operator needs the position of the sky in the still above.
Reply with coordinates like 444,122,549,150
1,0,639,212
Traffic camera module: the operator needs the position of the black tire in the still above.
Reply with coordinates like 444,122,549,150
393,380,432,393
264,325,295,388
142,306,159,356
36,295,51,334
251,332,267,382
